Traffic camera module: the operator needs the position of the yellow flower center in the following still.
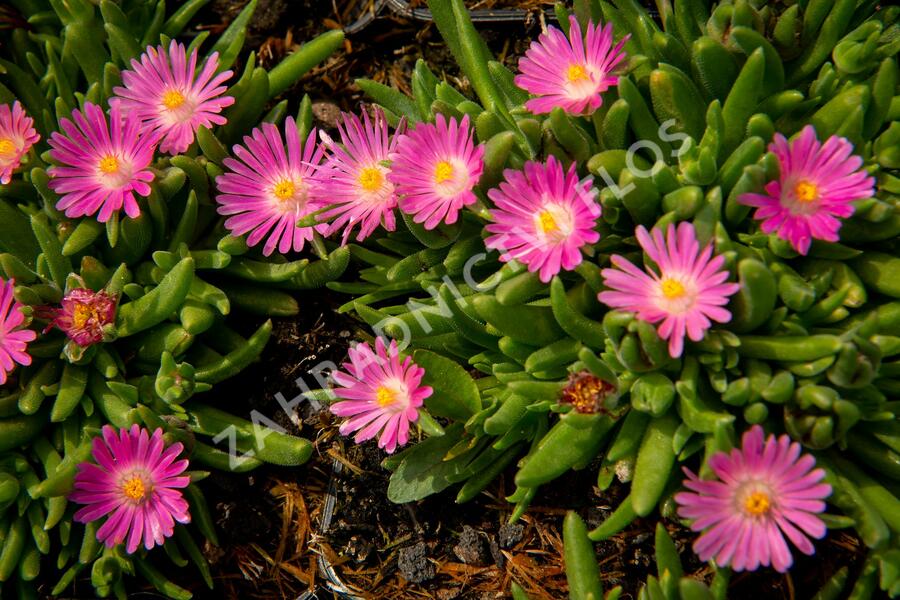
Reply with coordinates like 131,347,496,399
273,179,296,201
375,385,397,408
122,477,146,502
98,155,119,174
794,180,819,203
567,64,588,82
434,161,454,184
162,89,186,110
72,304,93,329
0,138,15,156
661,278,685,298
743,491,771,517
358,167,384,192
538,210,558,233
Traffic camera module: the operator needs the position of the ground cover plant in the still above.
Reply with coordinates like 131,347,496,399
0,0,348,596
315,0,900,597
0,0,899,598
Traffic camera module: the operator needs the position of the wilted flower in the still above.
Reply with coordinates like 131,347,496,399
216,117,326,255
330,337,432,454
389,114,484,229
675,425,831,573
599,222,739,358
315,108,401,243
112,40,234,155
0,277,36,385
48,103,157,222
71,425,191,554
738,125,875,255
515,15,629,115
485,155,600,283
50,288,117,348
0,101,40,184
560,372,617,414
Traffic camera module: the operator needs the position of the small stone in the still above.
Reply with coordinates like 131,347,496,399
312,101,342,129
453,526,488,565
632,533,651,545
398,542,435,584
498,522,524,549
488,538,505,569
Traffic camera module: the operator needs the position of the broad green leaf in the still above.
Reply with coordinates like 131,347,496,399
413,349,482,420
387,423,468,503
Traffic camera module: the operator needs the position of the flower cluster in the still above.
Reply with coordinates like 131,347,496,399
46,42,233,222
0,0,894,592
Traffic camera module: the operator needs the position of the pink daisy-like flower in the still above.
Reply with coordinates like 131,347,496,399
71,425,191,554
514,15,629,115
0,277,36,386
111,40,234,155
330,337,433,454
484,155,600,283
0,101,40,184
315,108,401,243
49,288,117,348
675,425,832,573
388,114,484,230
216,117,326,256
598,222,739,358
47,103,157,222
738,125,875,255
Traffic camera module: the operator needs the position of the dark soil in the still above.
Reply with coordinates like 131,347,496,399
195,0,554,120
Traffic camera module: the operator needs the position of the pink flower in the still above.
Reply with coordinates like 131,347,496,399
330,337,433,454
215,118,326,256
738,125,875,255
485,155,600,283
515,15,629,115
111,40,234,155
71,425,191,554
599,222,739,358
47,103,157,223
389,114,484,229
315,108,401,243
50,288,117,348
675,425,831,573
0,278,36,385
0,101,40,184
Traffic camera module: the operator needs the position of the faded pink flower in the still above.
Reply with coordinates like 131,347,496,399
0,101,40,184
515,15,629,115
389,114,484,229
598,222,739,358
112,40,234,155
47,102,157,222
675,425,831,573
216,118,326,255
71,425,191,554
50,288,117,348
738,125,875,255
330,337,432,454
485,155,600,283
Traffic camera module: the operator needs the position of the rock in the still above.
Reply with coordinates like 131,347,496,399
312,101,342,129
488,538,504,569
453,526,488,565
498,522,524,549
398,542,435,584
